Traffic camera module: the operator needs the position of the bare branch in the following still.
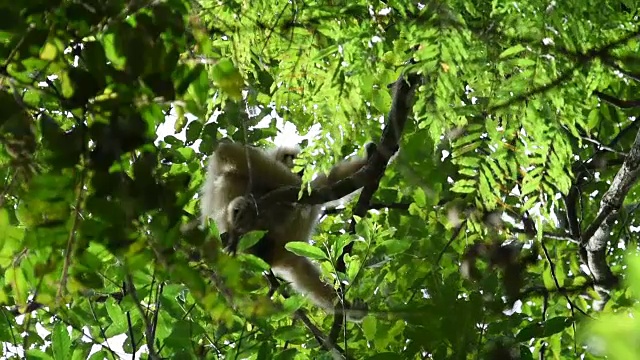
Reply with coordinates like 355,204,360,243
323,202,411,216
580,127,640,309
8,291,125,316
510,228,579,244
594,90,640,109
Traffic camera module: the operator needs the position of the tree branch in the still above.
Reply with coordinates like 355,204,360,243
322,202,411,216
213,62,421,351
594,90,640,109
579,127,640,309
510,228,579,244
328,70,421,342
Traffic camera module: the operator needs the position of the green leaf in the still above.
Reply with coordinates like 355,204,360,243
26,349,54,360
185,120,203,144
274,325,305,341
499,44,526,58
5,267,28,306
515,322,543,342
381,240,411,256
282,295,304,313
0,208,9,253
451,179,477,194
413,188,427,207
212,58,244,100
176,63,205,95
52,322,71,360
39,42,58,60
516,317,571,341
238,230,267,252
362,316,377,341
284,242,327,261
626,253,640,297
104,299,128,337
365,353,401,360
542,316,572,337
371,89,392,113
238,253,270,272
88,351,110,360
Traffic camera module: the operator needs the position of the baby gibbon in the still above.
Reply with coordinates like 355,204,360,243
200,141,372,321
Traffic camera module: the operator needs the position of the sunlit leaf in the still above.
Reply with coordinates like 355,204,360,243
285,242,327,261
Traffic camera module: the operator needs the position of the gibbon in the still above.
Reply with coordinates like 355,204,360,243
200,141,373,321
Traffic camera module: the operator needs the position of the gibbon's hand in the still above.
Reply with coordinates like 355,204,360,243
228,196,259,234
364,142,377,160
223,196,262,255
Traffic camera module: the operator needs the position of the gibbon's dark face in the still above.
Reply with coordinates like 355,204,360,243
278,151,303,177
274,145,301,169
282,153,296,167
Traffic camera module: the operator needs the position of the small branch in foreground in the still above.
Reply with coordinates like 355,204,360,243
8,291,125,316
263,272,349,360
509,228,579,244
125,274,159,360
323,202,411,216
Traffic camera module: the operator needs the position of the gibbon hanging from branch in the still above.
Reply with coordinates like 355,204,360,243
200,141,375,321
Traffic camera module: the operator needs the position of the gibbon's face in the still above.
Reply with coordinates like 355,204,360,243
275,146,301,169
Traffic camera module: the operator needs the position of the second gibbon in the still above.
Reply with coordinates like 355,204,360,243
200,141,373,321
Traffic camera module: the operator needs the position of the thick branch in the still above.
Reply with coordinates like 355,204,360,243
345,72,421,252
328,71,421,342
580,127,640,309
256,78,418,209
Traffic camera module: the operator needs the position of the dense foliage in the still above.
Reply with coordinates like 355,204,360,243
1,0,640,359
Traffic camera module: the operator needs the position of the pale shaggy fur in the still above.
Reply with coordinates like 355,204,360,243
200,141,370,320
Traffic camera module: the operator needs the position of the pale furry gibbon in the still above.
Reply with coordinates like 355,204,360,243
200,141,373,321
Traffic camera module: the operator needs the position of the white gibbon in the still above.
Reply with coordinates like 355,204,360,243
200,141,373,321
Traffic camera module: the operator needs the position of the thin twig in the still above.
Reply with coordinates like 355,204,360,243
56,166,87,303
126,273,159,359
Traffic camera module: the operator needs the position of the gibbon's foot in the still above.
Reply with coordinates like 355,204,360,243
334,297,368,322
227,196,258,234
346,297,369,322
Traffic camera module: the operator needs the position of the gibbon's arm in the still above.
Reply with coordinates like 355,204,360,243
310,143,374,189
214,142,302,187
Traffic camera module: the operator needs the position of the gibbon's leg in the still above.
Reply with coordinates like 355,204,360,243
270,251,367,322
271,252,339,311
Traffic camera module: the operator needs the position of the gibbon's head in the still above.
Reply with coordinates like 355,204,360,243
269,144,301,169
